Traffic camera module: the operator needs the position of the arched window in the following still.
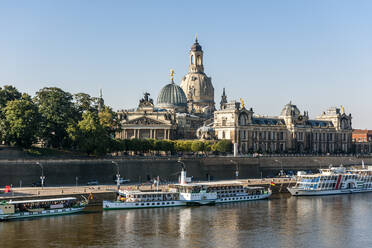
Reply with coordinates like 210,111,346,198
191,55,194,65
196,55,201,65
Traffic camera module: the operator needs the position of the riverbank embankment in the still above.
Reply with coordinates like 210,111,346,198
0,155,370,187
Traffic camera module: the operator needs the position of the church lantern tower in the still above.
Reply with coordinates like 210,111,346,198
180,36,215,117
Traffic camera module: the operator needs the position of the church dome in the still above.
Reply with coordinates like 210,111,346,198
280,102,300,117
157,81,187,111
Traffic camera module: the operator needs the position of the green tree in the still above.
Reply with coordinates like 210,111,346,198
68,111,109,155
191,140,204,153
214,139,233,153
34,87,77,148
174,140,185,152
98,106,122,137
153,139,163,154
0,85,22,109
128,138,141,153
73,93,96,115
184,140,193,152
2,98,40,148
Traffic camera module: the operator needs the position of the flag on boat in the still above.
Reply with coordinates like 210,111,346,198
4,185,11,193
270,181,276,186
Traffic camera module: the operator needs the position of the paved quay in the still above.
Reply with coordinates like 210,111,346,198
0,178,296,202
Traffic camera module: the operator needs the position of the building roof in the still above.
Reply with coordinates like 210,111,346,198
306,120,334,128
191,38,202,52
353,129,372,135
252,118,285,125
156,80,187,108
280,102,301,116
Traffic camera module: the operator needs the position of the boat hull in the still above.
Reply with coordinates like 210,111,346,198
287,187,372,196
0,207,85,221
216,192,271,203
184,200,215,206
103,192,271,210
103,200,186,210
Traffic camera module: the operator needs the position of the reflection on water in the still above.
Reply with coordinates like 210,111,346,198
1,194,372,248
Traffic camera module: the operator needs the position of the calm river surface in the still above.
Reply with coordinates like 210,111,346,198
1,193,372,248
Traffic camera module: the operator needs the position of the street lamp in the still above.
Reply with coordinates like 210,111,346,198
75,176,79,187
230,160,239,179
36,162,45,189
112,161,120,190
274,159,284,176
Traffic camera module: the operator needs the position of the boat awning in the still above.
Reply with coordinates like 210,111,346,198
6,197,77,204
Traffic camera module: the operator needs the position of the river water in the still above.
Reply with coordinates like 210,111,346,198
1,193,372,248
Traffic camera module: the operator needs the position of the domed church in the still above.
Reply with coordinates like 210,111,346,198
116,38,214,140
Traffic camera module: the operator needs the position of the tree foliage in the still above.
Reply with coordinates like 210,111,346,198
0,85,22,109
67,111,110,155
2,97,40,147
73,92,96,115
213,139,233,153
34,87,77,148
191,140,204,152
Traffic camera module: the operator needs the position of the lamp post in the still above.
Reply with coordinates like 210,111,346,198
274,159,284,176
36,162,45,189
230,160,239,179
112,161,120,190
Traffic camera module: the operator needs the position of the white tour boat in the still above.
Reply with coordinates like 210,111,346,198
103,165,271,210
103,166,217,210
288,164,372,196
170,182,271,203
103,190,187,210
0,197,87,221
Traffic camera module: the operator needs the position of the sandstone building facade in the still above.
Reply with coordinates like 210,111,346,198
213,91,353,154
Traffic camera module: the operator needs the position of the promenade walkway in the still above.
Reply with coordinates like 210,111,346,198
0,178,296,200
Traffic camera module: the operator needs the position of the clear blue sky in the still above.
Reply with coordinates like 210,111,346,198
0,1,371,128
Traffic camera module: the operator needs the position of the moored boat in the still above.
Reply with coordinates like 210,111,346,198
103,190,186,210
103,162,271,210
288,165,372,196
169,182,271,203
0,197,87,221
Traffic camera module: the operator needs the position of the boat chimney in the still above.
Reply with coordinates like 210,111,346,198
178,158,187,185
180,169,187,185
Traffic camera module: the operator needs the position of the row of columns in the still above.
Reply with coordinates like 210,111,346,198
119,128,171,140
